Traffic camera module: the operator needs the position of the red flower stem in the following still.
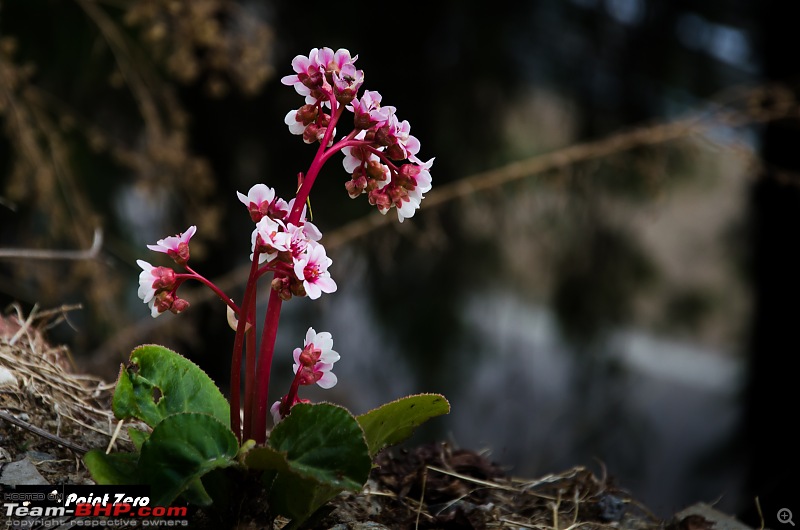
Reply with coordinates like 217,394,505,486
228,253,260,441
252,289,283,444
251,105,347,443
182,268,240,315
286,106,346,224
280,369,304,417
318,138,371,166
243,294,257,440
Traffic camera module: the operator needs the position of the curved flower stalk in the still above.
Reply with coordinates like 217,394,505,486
134,46,434,444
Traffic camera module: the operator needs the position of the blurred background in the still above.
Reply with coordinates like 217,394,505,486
1,0,797,523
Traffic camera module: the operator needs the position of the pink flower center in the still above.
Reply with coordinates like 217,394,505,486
303,263,320,282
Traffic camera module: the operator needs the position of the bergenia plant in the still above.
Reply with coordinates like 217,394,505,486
85,47,449,528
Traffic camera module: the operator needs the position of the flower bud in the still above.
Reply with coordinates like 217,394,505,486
374,125,393,147
385,143,405,161
300,69,322,89
302,123,320,144
388,184,408,203
290,277,307,297
295,105,316,125
368,188,391,211
345,173,368,198
170,298,189,314
309,87,328,101
169,242,191,266
353,110,373,130
151,266,177,290
153,291,174,315
335,88,357,105
366,160,388,181
298,344,319,367
271,276,293,301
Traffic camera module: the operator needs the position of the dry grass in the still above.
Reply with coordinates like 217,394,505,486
0,303,134,482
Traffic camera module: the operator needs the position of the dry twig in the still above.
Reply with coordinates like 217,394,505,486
0,228,103,261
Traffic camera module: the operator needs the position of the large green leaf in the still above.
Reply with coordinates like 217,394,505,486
246,403,372,524
139,413,238,506
357,393,450,457
112,344,229,428
267,403,371,490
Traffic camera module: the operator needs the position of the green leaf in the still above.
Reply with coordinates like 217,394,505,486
127,428,150,451
112,344,229,428
83,451,141,485
269,470,342,528
357,393,450,457
247,403,371,524
243,445,290,474
246,444,340,525
139,412,238,506
180,478,214,506
267,403,371,491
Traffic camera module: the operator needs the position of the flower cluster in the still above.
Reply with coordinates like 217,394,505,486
133,46,433,438
282,47,434,222
239,183,336,300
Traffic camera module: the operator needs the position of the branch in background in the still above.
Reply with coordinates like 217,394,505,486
0,228,103,261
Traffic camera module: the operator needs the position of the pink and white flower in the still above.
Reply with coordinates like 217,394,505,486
284,109,308,136
316,47,357,78
284,222,322,259
293,241,337,299
292,327,340,389
146,226,196,265
281,48,323,103
391,118,421,159
394,158,434,221
237,184,289,223
136,260,160,305
375,113,420,161
237,183,274,213
348,90,394,130
251,216,290,263
332,63,364,104
136,260,176,317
